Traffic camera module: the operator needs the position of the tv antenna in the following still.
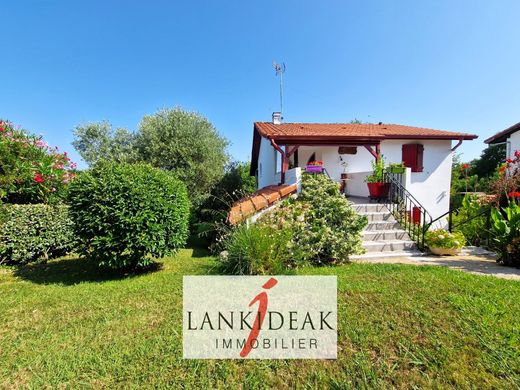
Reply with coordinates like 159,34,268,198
273,61,286,115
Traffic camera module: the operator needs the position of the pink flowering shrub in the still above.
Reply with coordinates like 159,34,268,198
0,120,76,204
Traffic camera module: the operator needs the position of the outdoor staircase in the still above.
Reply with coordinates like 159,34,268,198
350,202,422,259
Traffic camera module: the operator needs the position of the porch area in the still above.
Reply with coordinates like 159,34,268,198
282,144,382,199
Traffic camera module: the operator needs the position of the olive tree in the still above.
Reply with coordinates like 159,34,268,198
73,108,229,207
73,121,138,165
136,108,229,206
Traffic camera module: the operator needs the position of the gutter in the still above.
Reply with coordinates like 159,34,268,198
451,139,463,152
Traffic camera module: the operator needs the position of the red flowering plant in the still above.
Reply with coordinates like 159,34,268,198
485,150,520,266
489,151,520,207
460,162,471,192
0,120,77,204
307,160,323,166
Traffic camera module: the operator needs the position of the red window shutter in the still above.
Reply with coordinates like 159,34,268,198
402,144,424,173
416,144,424,172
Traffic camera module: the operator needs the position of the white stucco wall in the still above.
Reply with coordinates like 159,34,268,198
257,137,278,189
397,141,453,225
256,137,454,222
507,131,520,159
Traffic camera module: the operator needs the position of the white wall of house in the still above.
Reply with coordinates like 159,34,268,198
507,131,520,158
257,137,278,189
256,137,454,222
397,140,452,225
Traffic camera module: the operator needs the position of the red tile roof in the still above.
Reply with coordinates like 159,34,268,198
227,184,297,225
250,122,477,175
255,122,477,141
485,121,520,144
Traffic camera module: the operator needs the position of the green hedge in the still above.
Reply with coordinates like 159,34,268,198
68,162,190,269
0,204,75,265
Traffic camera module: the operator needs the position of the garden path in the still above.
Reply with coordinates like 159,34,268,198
353,247,520,281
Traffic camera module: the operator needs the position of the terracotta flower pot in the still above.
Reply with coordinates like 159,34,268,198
430,247,461,256
367,182,390,198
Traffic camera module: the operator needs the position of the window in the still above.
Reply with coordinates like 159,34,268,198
402,144,424,172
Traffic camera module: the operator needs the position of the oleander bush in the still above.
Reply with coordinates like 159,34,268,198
0,204,75,265
0,120,76,204
68,162,190,270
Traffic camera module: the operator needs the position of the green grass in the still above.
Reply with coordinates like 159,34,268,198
1,248,519,389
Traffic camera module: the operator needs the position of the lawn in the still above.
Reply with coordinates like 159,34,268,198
1,247,519,389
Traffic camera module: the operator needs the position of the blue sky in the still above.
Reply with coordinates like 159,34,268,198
2,1,519,168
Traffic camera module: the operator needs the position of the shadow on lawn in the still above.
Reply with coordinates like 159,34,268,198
13,257,163,286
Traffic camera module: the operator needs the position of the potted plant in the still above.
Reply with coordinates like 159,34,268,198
305,160,323,173
339,156,349,179
388,162,406,174
425,229,465,256
365,156,390,199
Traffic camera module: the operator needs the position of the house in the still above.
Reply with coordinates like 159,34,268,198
250,113,477,223
484,121,520,159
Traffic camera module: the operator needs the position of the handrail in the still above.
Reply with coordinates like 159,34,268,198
427,204,492,247
385,172,432,250
322,167,332,179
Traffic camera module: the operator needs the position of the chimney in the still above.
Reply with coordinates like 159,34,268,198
272,112,282,125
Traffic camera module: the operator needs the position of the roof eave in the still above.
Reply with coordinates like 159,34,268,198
485,122,520,144
268,134,478,142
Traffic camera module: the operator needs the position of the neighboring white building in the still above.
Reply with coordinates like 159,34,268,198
484,121,520,160
250,114,477,222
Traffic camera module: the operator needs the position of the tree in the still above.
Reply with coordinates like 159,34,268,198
73,108,229,207
195,162,256,243
470,144,506,177
136,108,229,206
72,121,138,166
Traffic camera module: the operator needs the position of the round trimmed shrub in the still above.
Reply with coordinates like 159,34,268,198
68,162,190,269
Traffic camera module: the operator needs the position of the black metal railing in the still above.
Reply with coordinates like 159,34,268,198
427,205,492,248
322,167,332,179
385,172,432,250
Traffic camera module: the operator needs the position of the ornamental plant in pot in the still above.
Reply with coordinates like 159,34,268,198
305,160,323,173
365,156,389,199
339,156,349,179
388,162,406,174
425,229,465,256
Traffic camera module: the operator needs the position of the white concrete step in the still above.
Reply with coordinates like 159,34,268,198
352,204,388,213
358,211,393,222
351,250,424,260
364,221,402,231
363,239,417,253
363,230,409,241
